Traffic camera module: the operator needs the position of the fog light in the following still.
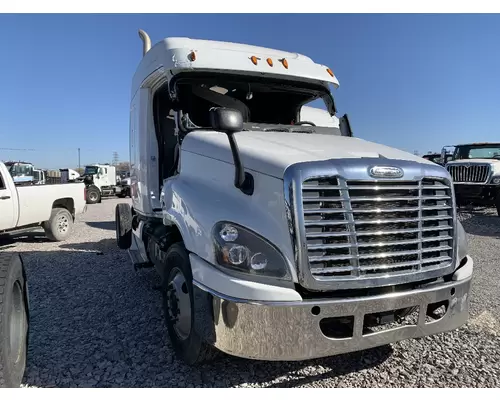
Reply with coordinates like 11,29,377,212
250,252,268,270
492,177,500,184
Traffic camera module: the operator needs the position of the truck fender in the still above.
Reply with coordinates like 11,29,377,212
160,176,297,281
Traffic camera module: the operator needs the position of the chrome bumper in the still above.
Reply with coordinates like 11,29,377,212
194,270,471,361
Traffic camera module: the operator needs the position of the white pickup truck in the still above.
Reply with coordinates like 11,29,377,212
0,162,86,241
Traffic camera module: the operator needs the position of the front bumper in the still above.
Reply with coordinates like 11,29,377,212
193,256,472,361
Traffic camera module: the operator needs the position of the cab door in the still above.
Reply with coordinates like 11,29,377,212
0,170,16,230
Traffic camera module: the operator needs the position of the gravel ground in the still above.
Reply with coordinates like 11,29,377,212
2,198,499,387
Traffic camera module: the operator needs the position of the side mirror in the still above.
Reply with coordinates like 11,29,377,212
339,114,353,137
209,107,253,195
209,108,243,134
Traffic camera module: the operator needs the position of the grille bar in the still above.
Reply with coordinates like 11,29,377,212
308,236,452,250
447,164,490,183
304,215,452,227
301,176,455,283
310,255,452,275
305,225,451,239
308,246,452,263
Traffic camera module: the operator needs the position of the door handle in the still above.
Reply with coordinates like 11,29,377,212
0,195,11,200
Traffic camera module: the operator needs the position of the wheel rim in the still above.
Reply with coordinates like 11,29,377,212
89,192,97,201
9,281,26,364
166,268,192,340
57,214,70,233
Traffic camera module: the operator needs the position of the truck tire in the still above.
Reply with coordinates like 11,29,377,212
0,254,29,388
495,192,500,217
86,185,101,204
160,243,219,365
115,203,132,250
43,208,74,242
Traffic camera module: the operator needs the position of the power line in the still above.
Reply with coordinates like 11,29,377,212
0,147,99,153
0,147,37,151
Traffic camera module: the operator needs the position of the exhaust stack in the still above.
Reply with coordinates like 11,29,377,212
138,29,151,57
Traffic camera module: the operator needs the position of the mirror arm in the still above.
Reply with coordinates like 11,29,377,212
227,133,254,196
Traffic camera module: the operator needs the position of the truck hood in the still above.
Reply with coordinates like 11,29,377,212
182,130,435,179
446,158,500,165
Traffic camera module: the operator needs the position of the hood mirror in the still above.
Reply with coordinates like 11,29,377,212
209,107,253,196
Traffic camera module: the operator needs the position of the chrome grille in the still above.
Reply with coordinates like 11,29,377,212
446,164,490,183
301,177,455,284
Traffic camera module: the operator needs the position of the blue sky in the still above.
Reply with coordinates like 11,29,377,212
0,13,499,169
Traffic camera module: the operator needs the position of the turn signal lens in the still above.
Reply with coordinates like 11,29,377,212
188,51,196,61
280,58,289,69
250,56,259,65
266,58,273,67
327,68,334,77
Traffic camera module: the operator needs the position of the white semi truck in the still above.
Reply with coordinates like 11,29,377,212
79,164,127,204
115,30,473,365
3,161,34,185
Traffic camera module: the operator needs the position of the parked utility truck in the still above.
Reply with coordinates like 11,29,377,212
115,30,473,365
442,142,500,215
79,164,126,204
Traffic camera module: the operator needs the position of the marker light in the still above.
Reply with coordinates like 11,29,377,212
250,56,260,65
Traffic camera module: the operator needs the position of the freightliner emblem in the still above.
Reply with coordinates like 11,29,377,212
368,166,404,179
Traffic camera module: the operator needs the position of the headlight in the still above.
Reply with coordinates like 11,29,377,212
492,176,500,184
213,222,291,280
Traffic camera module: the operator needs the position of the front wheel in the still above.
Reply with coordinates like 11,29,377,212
160,244,218,365
0,254,29,388
115,203,132,250
86,185,101,204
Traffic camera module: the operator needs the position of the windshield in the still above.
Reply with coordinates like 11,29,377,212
423,154,442,163
453,145,500,160
168,73,340,135
84,166,98,175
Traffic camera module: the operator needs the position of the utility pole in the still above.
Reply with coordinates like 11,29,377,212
78,148,81,170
